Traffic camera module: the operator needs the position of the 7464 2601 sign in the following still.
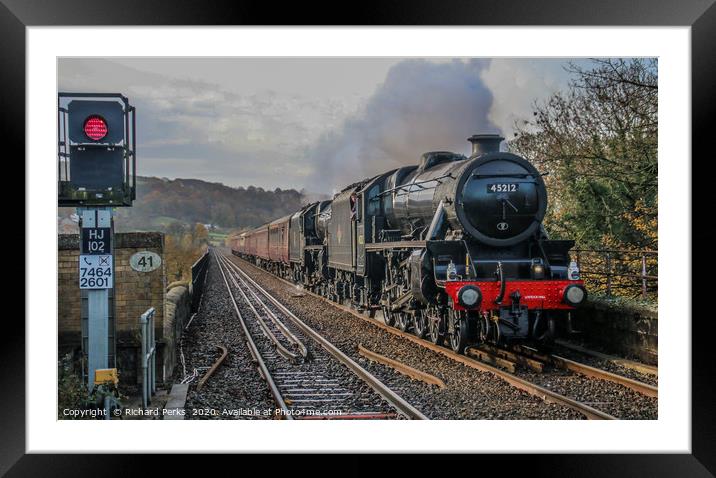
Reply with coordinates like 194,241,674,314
79,254,113,289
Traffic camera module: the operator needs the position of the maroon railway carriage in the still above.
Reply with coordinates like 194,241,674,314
268,214,291,264
244,224,269,261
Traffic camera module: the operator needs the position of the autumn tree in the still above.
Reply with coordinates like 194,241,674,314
509,59,657,251
193,223,209,244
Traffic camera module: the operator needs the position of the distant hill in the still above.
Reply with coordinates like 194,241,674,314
58,176,328,234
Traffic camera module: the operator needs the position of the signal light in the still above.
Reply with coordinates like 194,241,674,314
83,115,108,141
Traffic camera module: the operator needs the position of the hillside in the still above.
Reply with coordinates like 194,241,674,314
58,176,321,234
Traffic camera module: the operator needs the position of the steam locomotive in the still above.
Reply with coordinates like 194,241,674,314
232,134,586,353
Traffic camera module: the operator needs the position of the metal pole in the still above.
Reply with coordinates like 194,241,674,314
140,313,147,409
150,311,156,395
104,395,111,420
87,288,109,390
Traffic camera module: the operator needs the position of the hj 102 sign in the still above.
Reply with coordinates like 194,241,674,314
81,227,111,255
79,254,113,289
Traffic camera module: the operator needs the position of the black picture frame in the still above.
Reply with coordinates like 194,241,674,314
6,0,712,474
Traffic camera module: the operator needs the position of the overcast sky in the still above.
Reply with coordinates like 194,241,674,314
58,57,590,193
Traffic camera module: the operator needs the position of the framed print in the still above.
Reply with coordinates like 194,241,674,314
5,0,713,473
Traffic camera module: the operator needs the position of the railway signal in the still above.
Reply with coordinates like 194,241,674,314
58,92,136,390
58,93,136,207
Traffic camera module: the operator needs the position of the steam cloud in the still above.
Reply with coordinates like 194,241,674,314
305,59,501,193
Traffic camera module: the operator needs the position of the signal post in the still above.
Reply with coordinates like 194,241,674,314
58,93,136,391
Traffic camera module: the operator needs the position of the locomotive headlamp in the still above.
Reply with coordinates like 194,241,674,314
458,285,482,308
563,284,587,306
446,260,458,281
83,115,108,141
531,263,545,279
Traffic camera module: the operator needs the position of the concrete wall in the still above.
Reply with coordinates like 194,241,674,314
570,298,658,365
58,232,169,386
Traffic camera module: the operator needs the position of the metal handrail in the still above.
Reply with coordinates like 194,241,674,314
139,307,157,408
573,248,657,255
573,248,657,299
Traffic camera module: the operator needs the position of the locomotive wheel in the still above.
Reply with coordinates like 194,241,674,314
413,311,428,339
382,306,396,327
448,311,469,354
428,317,444,346
396,312,410,332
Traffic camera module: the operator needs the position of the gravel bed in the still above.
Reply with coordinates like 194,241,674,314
515,368,657,419
550,344,658,387
180,254,275,419
227,253,585,420
551,343,658,387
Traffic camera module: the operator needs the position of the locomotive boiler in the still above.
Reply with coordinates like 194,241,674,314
233,134,586,353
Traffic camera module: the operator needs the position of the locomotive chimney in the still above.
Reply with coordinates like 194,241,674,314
468,133,504,156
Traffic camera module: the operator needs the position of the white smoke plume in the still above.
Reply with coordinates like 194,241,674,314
305,59,501,193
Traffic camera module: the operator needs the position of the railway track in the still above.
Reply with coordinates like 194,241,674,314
465,342,658,397
213,251,427,420
226,250,659,420
224,251,642,420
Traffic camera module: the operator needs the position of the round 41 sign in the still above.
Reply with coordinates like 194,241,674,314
130,251,162,272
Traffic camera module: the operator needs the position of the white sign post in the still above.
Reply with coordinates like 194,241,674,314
79,208,114,390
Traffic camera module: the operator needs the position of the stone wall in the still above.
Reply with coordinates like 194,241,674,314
58,232,168,386
569,298,658,365
58,235,82,349
164,284,191,381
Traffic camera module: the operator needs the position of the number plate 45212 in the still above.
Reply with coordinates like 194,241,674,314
487,183,519,193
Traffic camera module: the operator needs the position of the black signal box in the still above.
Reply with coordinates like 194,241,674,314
58,93,136,207
68,100,125,144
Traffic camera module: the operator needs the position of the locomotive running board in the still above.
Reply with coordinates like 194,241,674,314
365,240,427,250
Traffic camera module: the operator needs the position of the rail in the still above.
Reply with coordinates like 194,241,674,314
572,248,657,299
139,307,157,408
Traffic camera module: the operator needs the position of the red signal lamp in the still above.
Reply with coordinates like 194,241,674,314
83,115,108,141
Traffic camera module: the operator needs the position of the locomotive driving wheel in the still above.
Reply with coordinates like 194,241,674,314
413,310,428,339
448,309,470,354
395,312,410,332
381,306,396,327
427,308,444,346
